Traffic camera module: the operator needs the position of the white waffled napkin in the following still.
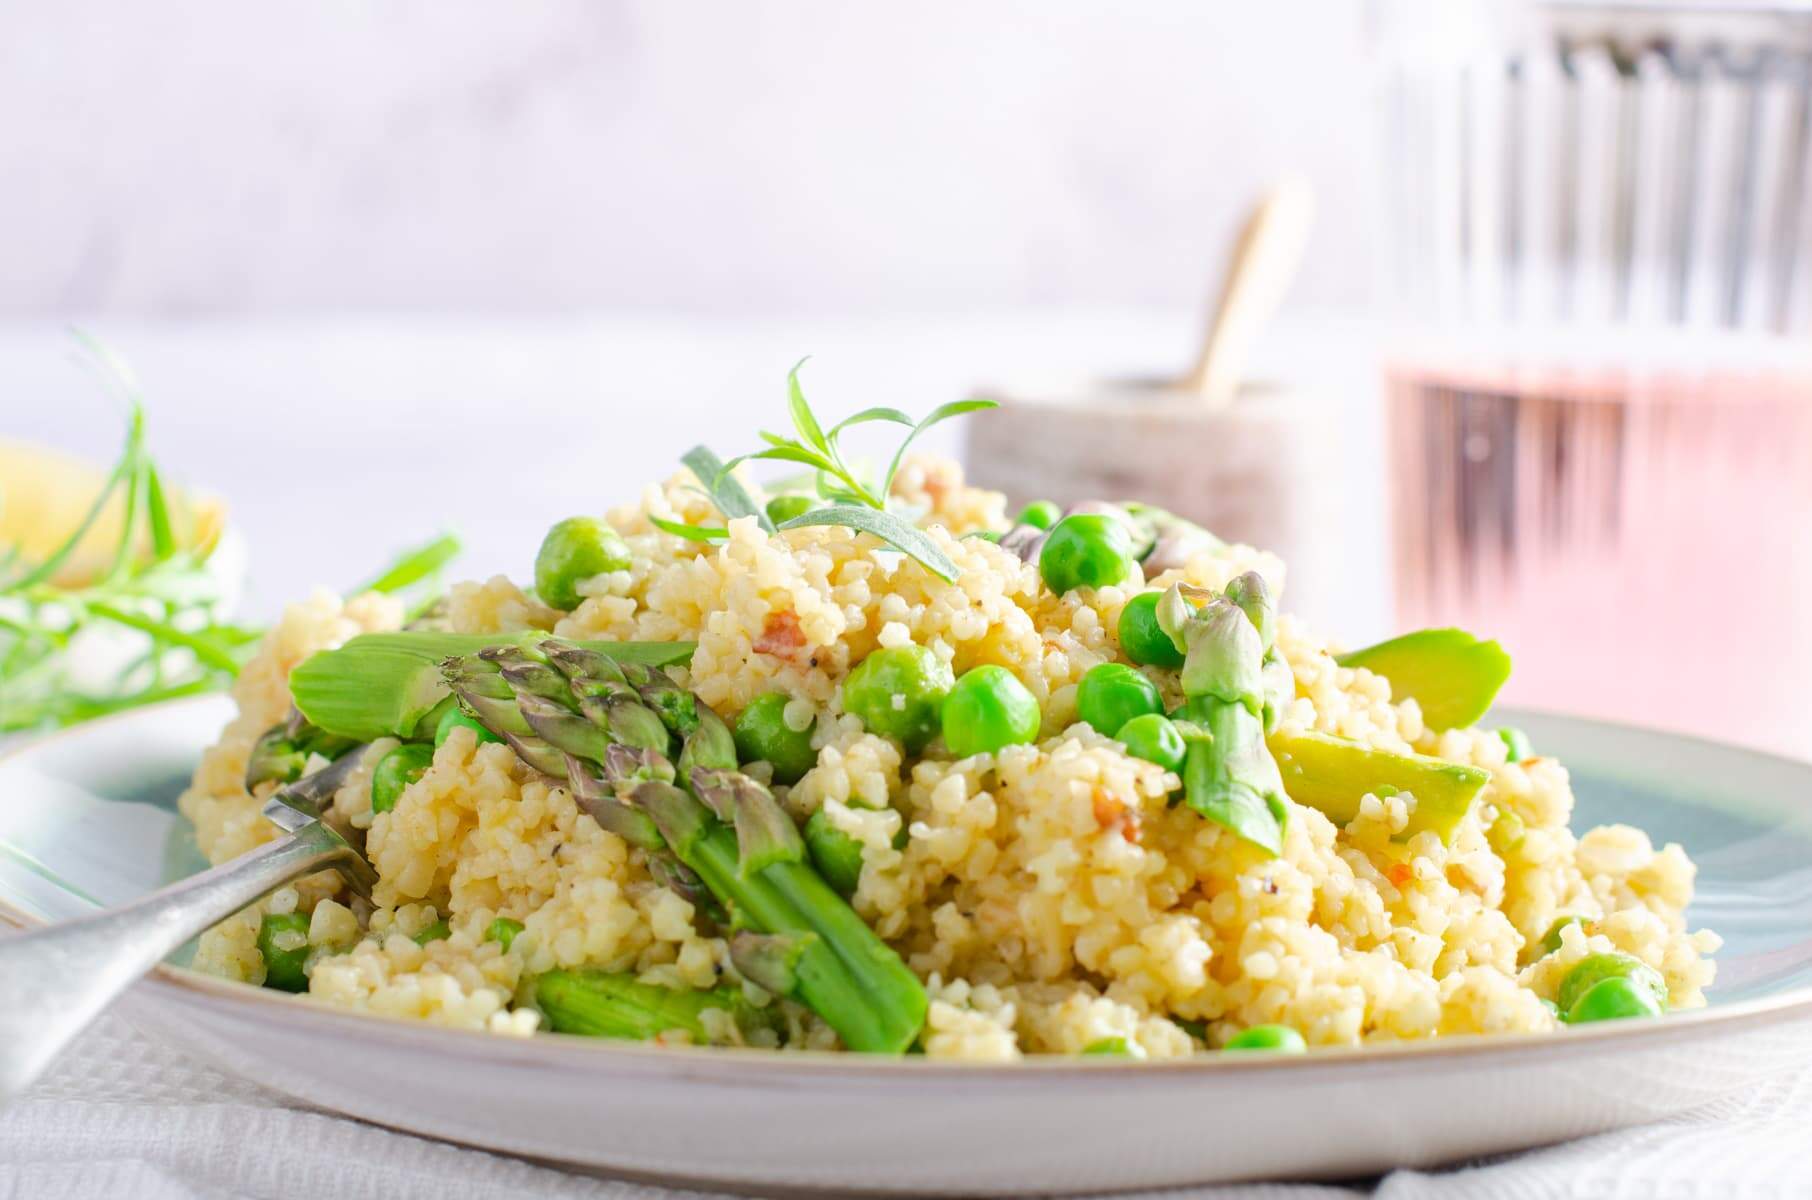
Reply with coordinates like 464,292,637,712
7,1012,1812,1200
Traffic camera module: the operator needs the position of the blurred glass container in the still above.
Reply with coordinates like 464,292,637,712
1377,0,1812,332
1377,1,1812,755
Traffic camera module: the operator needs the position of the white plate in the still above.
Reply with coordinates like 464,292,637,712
3,697,1811,1195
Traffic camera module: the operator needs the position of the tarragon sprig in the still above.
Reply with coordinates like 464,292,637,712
664,360,996,582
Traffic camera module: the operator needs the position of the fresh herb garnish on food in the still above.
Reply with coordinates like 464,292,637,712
679,445,770,533
664,361,997,582
647,515,729,543
0,337,464,732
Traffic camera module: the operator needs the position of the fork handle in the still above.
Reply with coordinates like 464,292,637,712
0,821,357,1105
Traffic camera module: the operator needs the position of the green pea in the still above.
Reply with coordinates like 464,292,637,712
1540,998,1562,1019
1117,591,1185,668
485,917,525,952
1014,499,1063,530
1557,953,1668,1016
1115,712,1185,772
1521,915,1584,965
1566,975,1664,1024
766,495,815,525
370,743,435,814
413,919,452,946
1076,663,1162,736
258,912,312,993
733,692,818,784
1223,1024,1307,1053
435,706,502,749
941,665,1041,759
1499,726,1534,761
1039,514,1135,596
534,516,631,611
841,644,953,753
804,809,865,898
1081,1036,1136,1057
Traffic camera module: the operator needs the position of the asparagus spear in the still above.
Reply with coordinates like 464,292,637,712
1224,571,1294,732
1265,728,1490,843
1334,628,1511,731
535,969,777,1043
442,637,927,1053
1158,574,1290,856
289,630,695,743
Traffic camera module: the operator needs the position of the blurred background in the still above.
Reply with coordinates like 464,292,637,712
6,0,1812,755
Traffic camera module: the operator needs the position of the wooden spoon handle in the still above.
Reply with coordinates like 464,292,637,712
1186,178,1315,407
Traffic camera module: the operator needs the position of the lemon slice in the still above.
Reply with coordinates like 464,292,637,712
0,438,227,586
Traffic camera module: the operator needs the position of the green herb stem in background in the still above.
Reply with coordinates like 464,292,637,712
0,336,467,733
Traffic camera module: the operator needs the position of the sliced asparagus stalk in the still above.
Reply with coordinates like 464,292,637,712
1335,628,1511,732
803,809,864,898
534,969,774,1043
1266,727,1490,843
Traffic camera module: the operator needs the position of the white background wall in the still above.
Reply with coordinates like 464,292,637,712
3,2,1380,317
2,4,1391,634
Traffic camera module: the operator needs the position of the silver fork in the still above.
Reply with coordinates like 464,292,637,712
0,754,376,1104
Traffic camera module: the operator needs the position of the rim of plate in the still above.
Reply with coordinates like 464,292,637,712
4,694,1811,1080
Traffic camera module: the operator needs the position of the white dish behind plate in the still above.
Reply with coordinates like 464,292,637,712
3,697,1810,1195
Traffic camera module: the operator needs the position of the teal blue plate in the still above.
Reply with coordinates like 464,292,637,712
1,697,1809,1193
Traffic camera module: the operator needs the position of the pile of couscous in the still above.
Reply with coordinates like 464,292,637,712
181,426,1716,1059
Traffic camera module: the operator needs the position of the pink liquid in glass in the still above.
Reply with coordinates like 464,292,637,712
1386,360,1812,758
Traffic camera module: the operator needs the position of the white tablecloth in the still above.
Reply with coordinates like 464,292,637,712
10,1010,1812,1200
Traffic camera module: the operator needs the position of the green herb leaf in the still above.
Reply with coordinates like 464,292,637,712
882,399,999,499
814,472,870,505
649,515,728,542
143,464,177,562
785,359,830,455
828,407,914,438
780,505,960,582
352,532,463,596
727,445,839,474
681,445,774,533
